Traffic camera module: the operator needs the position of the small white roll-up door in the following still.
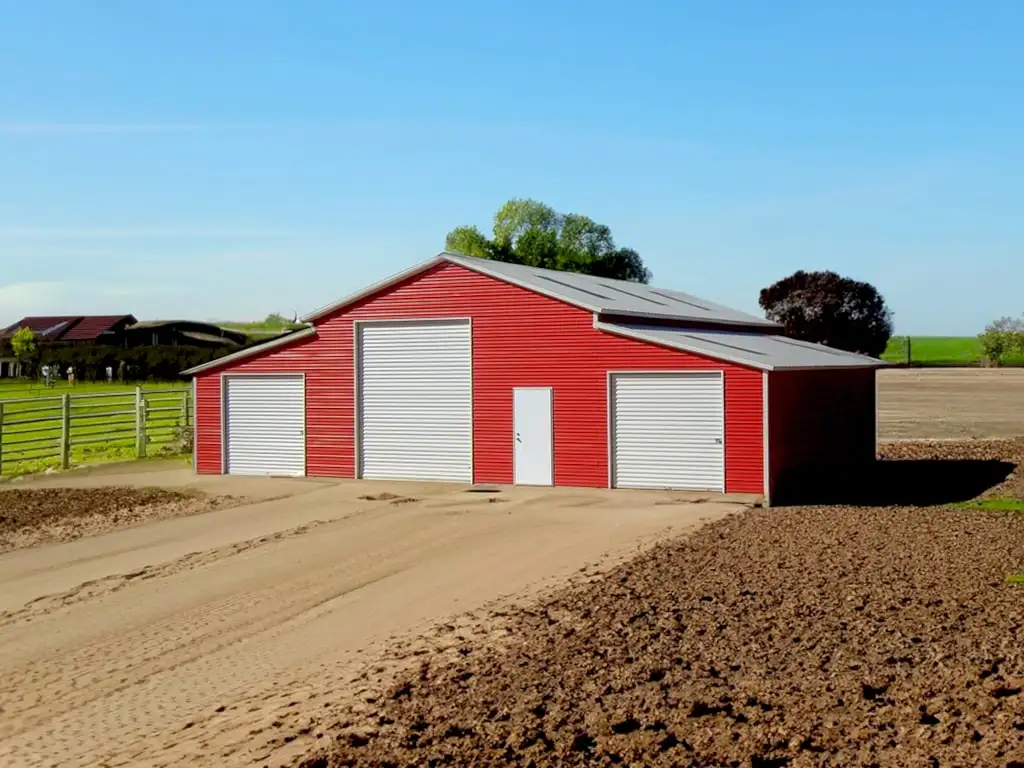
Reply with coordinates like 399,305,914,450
358,320,472,482
611,371,725,491
224,374,306,476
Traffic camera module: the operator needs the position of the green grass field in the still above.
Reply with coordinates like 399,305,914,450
882,336,1024,366
0,381,191,476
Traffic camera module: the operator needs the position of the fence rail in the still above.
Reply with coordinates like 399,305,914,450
0,387,192,475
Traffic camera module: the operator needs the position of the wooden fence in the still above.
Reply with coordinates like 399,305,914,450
0,387,192,475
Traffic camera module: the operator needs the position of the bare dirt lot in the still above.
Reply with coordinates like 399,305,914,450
0,487,238,552
879,368,1024,439
1,370,1022,767
304,478,1024,766
0,477,737,768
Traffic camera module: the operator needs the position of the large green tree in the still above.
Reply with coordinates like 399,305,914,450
445,198,652,283
11,327,37,361
759,270,893,357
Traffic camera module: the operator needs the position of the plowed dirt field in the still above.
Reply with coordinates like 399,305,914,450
303,441,1024,768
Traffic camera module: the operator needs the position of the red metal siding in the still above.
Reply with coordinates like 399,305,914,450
195,263,764,493
766,367,877,500
194,374,223,474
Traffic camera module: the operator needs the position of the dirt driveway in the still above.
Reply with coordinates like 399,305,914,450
0,468,739,768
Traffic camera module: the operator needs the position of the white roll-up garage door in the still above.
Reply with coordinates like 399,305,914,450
611,371,724,491
358,320,472,482
224,374,306,476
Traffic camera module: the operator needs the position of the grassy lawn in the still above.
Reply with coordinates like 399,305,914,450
0,381,191,476
950,497,1024,512
882,336,981,365
882,335,1024,366
0,379,185,400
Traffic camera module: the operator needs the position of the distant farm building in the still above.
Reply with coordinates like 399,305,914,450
0,315,137,377
121,321,248,348
1,315,137,345
0,315,247,377
0,315,246,349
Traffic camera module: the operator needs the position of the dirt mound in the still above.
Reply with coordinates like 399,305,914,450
0,487,235,551
304,504,1024,768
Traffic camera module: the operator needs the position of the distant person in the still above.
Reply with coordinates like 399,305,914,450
41,364,49,387
118,360,126,384
106,365,114,384
67,365,75,387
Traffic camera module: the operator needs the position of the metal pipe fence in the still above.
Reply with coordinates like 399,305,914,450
0,386,192,475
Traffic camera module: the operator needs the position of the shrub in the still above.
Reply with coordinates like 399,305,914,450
978,316,1024,366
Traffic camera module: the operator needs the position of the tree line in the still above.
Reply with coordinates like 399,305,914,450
6,198,1016,372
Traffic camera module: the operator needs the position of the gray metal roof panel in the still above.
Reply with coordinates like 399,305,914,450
440,253,779,328
598,320,887,371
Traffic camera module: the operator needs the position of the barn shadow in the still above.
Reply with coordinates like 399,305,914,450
773,458,1017,507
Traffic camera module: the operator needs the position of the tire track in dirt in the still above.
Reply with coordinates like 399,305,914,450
0,490,727,767
0,507,480,742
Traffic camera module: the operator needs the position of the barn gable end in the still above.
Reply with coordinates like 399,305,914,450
193,261,765,493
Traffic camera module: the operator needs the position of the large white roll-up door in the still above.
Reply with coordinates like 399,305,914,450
224,374,306,476
611,371,724,491
358,320,472,482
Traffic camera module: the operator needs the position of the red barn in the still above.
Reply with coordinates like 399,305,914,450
185,253,884,504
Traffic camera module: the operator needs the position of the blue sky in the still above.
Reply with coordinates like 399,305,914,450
1,1,1021,335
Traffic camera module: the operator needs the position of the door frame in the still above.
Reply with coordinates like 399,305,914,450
352,317,474,481
512,386,554,486
220,372,307,477
606,370,726,491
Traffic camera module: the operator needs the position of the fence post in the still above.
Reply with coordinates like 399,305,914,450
0,402,4,475
60,394,71,470
182,388,191,429
135,386,147,459
906,336,912,366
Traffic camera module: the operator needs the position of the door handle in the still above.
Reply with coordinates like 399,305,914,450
515,433,522,443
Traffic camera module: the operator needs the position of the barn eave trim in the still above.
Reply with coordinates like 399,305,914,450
181,326,318,376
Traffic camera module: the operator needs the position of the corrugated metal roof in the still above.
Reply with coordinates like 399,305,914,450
302,252,781,329
180,330,242,345
597,320,886,371
1,316,81,340
442,253,779,328
61,315,135,340
2,314,134,341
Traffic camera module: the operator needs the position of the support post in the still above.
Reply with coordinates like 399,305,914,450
60,394,71,470
183,388,191,429
906,336,912,366
135,386,147,459
0,402,5,475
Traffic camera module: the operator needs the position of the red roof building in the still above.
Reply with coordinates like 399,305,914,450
184,253,885,504
1,315,136,342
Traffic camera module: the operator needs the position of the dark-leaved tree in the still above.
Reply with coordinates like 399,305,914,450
445,198,652,283
759,270,893,357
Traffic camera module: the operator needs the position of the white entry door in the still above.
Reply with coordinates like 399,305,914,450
223,374,306,476
513,387,553,486
611,371,724,491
